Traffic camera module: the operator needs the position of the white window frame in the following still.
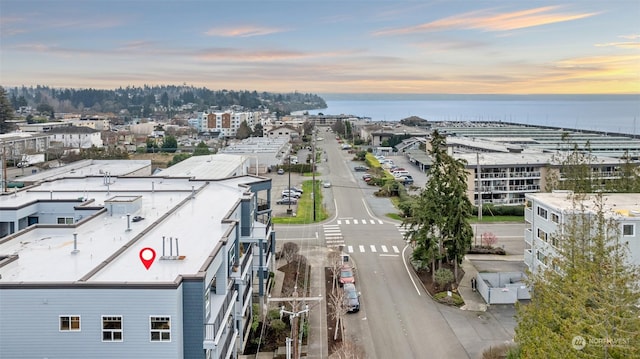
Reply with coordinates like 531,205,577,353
622,224,635,236
537,206,548,220
102,315,123,342
59,315,81,332
150,316,171,342
57,217,74,224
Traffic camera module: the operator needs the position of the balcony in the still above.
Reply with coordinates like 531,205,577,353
256,198,270,212
524,229,532,245
524,207,532,223
204,289,237,349
524,249,533,268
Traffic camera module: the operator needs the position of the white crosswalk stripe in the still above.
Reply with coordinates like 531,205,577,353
393,246,400,253
381,245,388,253
345,219,350,225
347,245,353,253
359,245,365,253
334,244,403,255
353,219,359,224
370,245,377,252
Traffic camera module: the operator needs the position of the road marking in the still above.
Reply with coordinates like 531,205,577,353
347,245,353,253
345,220,350,225
369,219,376,224
324,224,340,229
393,246,400,253
359,245,365,253
378,219,384,224
381,245,388,253
370,245,377,253
402,244,421,296
379,254,399,257
353,219,359,224
326,240,344,244
337,220,342,225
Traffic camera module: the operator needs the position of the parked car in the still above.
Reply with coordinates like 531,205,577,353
362,173,372,180
354,165,369,172
343,283,360,313
323,181,331,188
397,175,414,185
276,197,298,205
339,264,355,286
282,190,301,198
277,168,285,175
289,186,303,193
132,216,144,222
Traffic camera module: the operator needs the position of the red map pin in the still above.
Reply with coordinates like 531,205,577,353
139,247,156,270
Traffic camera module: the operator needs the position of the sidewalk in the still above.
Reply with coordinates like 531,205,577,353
458,256,488,312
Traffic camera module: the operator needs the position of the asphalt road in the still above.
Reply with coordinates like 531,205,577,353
273,129,518,359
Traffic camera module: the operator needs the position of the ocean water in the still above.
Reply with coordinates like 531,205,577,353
304,96,640,135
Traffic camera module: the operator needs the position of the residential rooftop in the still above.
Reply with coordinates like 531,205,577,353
527,192,640,217
0,175,260,284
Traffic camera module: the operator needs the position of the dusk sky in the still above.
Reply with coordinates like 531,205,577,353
1,1,639,94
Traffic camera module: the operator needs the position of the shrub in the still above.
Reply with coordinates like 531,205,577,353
433,291,464,306
434,268,454,290
270,318,287,333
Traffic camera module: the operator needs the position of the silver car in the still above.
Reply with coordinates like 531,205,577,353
343,283,360,313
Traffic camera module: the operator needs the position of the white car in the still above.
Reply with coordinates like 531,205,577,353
281,190,301,198
323,181,331,188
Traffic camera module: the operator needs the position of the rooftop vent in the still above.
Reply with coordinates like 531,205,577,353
160,236,185,260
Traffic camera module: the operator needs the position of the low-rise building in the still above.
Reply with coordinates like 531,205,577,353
523,192,640,275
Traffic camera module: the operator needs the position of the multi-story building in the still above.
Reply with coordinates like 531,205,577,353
523,192,640,275
195,111,264,138
0,174,275,359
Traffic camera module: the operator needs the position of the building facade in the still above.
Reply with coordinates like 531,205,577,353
524,192,640,275
0,175,275,359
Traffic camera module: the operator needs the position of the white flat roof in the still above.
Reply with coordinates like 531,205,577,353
455,152,553,166
0,176,255,284
17,160,152,182
528,192,640,217
154,153,246,179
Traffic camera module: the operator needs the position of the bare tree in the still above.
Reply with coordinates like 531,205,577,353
329,340,367,359
328,251,343,290
281,242,299,264
328,286,347,342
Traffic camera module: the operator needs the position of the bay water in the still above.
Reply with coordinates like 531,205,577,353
303,95,640,135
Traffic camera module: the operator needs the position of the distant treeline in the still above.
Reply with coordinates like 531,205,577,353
6,85,327,117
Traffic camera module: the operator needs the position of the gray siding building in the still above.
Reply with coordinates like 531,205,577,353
0,175,275,359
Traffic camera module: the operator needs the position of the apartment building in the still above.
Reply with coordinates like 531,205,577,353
523,192,640,275
194,111,263,138
0,175,275,359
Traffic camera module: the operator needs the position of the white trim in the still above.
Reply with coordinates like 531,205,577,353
59,315,81,332
149,315,171,342
101,315,123,342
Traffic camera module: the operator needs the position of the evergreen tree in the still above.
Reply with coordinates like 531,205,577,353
161,135,178,153
403,130,472,281
0,86,16,134
235,120,252,139
515,193,640,358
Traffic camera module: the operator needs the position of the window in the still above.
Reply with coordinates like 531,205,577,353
102,316,123,342
551,213,559,223
57,217,74,224
537,228,547,242
59,315,80,331
623,224,635,236
150,316,171,342
537,206,548,219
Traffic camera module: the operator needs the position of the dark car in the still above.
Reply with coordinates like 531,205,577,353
343,283,360,313
132,216,144,222
354,165,369,172
276,197,298,205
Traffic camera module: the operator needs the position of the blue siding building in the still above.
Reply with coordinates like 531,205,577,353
0,174,275,359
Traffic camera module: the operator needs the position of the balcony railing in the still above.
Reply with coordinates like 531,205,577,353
524,229,532,245
525,207,532,222
256,198,269,212
204,289,236,344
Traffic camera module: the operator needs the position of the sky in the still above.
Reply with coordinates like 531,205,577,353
1,1,639,95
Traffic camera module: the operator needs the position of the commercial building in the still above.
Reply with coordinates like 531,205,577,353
523,192,640,275
0,174,275,359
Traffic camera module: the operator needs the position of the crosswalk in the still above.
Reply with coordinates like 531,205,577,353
336,218,384,225
345,244,401,254
322,222,411,254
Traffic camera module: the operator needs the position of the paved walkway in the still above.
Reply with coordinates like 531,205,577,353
458,256,488,312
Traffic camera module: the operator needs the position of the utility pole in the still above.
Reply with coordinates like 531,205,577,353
269,290,322,359
312,120,316,221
